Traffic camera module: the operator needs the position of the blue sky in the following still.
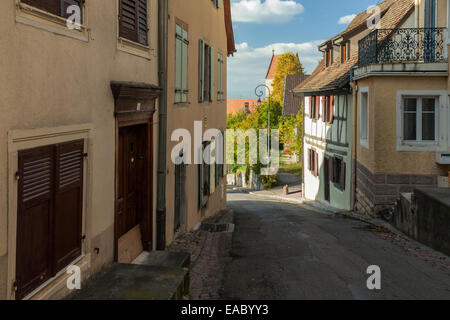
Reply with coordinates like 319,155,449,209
228,0,380,99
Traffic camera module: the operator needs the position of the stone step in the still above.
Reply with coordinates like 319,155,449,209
70,263,189,300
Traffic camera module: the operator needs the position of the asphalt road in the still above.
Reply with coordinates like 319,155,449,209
223,190,450,300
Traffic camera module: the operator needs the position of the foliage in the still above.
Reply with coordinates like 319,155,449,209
279,110,303,156
272,52,304,104
260,175,278,189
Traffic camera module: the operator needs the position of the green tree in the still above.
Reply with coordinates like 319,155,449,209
272,52,304,104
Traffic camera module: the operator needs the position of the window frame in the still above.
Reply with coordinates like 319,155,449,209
401,96,439,143
359,87,369,149
396,90,444,152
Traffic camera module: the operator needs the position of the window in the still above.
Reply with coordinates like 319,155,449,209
213,0,222,8
21,0,84,20
15,140,84,299
307,149,319,177
360,89,369,148
199,142,210,208
323,96,334,124
217,53,224,101
402,97,438,142
199,40,215,102
119,0,148,46
328,157,346,190
309,96,320,120
175,24,188,103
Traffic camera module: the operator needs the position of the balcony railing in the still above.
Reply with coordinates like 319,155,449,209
358,28,447,67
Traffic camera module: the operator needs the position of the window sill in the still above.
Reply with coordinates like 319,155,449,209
117,37,152,60
360,139,369,149
397,141,439,152
174,102,190,107
16,2,89,42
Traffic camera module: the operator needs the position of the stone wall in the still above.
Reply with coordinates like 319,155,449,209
355,161,438,217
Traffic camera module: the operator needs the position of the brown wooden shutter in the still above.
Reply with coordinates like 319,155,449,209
328,96,334,123
315,96,320,120
21,0,60,16
307,149,312,171
339,161,346,190
328,157,334,182
16,145,55,300
120,0,148,45
54,140,84,272
314,152,319,177
137,0,148,45
309,97,313,117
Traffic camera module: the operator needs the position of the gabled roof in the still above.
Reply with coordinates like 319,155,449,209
294,0,414,94
227,99,259,115
224,0,236,56
265,54,281,80
282,74,309,116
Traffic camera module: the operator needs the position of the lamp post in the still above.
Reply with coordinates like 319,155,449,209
255,84,271,166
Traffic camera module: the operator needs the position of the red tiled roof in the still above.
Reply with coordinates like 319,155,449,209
227,99,260,115
265,55,281,79
294,0,414,93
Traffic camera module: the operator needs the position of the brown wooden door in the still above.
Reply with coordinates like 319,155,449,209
117,126,146,239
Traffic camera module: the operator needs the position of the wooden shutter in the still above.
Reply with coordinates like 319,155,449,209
339,161,346,190
209,47,215,102
16,145,55,300
54,140,84,273
329,96,335,123
314,152,319,177
137,0,148,45
307,149,312,171
22,0,60,16
315,96,320,120
328,157,334,182
119,0,148,45
198,39,205,102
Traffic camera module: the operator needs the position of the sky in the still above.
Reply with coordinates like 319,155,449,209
228,0,382,99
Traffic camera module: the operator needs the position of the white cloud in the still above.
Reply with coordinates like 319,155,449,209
231,0,304,24
227,41,324,99
338,14,357,25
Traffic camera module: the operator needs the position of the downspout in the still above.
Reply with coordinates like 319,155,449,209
157,0,168,250
350,66,358,211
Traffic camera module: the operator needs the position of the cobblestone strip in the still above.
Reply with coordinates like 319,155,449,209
167,210,234,300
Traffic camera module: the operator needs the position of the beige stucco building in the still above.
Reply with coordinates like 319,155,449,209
353,0,450,216
0,0,234,300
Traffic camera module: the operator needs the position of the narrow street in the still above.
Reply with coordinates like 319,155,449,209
222,190,450,300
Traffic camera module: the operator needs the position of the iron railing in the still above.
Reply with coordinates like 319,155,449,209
358,28,447,67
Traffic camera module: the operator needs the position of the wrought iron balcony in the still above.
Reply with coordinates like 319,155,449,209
358,28,447,67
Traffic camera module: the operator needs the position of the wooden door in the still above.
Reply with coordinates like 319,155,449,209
117,125,147,240
324,157,330,202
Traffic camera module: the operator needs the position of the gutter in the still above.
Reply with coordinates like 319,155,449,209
156,0,168,250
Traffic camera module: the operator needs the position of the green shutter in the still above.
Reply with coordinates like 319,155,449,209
209,47,215,102
175,27,182,103
181,29,188,102
198,162,204,209
216,0,222,8
198,39,205,102
218,53,223,101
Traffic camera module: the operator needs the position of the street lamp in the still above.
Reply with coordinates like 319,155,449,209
255,84,271,166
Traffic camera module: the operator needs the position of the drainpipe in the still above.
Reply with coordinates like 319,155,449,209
156,0,168,250
350,66,358,211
